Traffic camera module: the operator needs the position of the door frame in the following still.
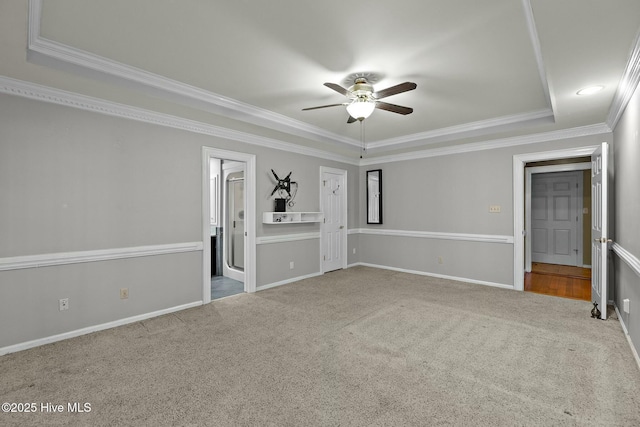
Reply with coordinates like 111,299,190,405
319,166,348,274
513,145,600,291
202,147,256,304
525,164,590,271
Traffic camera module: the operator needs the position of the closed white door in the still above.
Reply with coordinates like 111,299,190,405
591,143,609,319
531,172,581,266
321,169,346,273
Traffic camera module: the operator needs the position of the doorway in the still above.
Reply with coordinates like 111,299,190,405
202,147,256,304
512,145,600,292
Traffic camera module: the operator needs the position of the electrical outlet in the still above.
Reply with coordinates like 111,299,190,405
623,298,630,314
438,256,443,264
353,248,356,254
489,205,501,213
59,298,69,311
120,288,129,299
289,261,294,270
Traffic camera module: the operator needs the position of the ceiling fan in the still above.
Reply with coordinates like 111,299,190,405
302,77,417,122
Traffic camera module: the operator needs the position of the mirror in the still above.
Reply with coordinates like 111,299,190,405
367,169,382,224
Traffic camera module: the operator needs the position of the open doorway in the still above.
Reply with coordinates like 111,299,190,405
523,160,591,301
202,147,256,304
209,161,245,299
512,145,601,294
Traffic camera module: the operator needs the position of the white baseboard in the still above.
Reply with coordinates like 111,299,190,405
614,304,640,372
350,262,513,290
0,301,202,356
256,272,323,292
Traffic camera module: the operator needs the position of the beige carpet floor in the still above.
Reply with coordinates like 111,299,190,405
2,266,639,426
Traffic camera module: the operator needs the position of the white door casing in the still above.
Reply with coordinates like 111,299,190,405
531,172,581,266
320,167,347,273
591,142,609,319
202,147,256,304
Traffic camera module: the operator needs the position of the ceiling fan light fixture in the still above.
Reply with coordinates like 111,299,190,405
346,97,375,120
577,85,604,95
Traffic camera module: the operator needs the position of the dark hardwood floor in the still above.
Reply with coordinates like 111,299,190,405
524,262,592,301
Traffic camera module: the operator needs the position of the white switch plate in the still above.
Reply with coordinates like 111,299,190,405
489,205,501,213
289,261,294,270
623,298,630,314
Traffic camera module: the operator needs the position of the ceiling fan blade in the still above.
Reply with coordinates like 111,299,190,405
302,103,346,111
347,115,357,124
324,82,351,97
373,82,417,99
375,101,413,115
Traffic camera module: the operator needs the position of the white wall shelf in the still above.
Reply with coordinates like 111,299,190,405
263,212,323,224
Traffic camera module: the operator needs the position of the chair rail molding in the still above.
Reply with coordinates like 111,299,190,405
0,242,203,271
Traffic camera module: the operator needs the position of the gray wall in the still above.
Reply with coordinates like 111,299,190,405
0,93,358,349
613,81,640,358
358,134,612,286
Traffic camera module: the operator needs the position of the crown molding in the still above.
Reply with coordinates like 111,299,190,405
0,75,359,165
607,27,640,129
26,1,360,152
360,123,611,165
26,0,564,156
0,76,612,169
366,109,554,150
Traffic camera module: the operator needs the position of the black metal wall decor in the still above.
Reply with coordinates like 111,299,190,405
270,169,298,210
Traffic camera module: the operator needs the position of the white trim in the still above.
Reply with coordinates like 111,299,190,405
0,76,358,166
614,304,640,372
202,147,256,304
256,233,320,245
607,27,640,129
612,242,640,277
256,272,323,292
0,75,614,169
0,301,202,356
0,242,202,272
26,1,360,153
513,145,600,291
352,228,514,244
360,124,611,165
521,0,554,113
352,262,513,290
366,109,554,151
27,0,624,158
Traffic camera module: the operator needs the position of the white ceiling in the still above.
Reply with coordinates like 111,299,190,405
19,1,640,157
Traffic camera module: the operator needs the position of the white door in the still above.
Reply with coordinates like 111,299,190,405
531,172,581,266
321,169,346,273
591,142,609,319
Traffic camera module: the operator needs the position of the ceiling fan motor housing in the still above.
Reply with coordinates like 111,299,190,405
349,78,374,100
